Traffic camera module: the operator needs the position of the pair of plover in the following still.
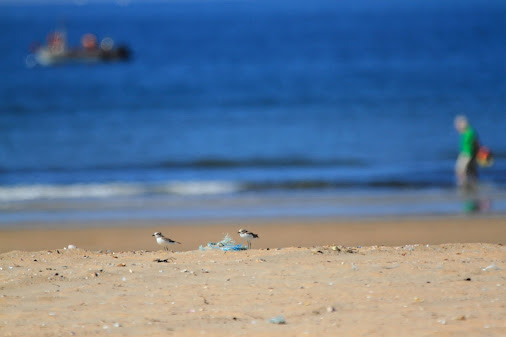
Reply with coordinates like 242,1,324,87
152,229,260,251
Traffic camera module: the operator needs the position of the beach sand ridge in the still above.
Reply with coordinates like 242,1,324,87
1,242,505,336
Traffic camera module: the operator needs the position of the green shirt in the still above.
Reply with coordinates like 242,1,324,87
460,127,478,157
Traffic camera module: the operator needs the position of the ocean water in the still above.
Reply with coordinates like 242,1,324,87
1,1,505,225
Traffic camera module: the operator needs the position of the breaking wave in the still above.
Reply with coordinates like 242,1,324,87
0,181,241,202
0,178,456,202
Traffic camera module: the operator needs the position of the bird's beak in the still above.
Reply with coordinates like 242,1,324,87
152,234,155,236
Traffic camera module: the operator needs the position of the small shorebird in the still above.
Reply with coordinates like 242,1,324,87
152,232,181,251
238,229,259,249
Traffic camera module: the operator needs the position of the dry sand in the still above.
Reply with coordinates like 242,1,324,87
0,217,505,336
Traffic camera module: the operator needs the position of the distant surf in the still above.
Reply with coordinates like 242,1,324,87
0,178,464,203
0,181,240,202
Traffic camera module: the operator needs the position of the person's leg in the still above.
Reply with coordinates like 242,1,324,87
455,155,470,187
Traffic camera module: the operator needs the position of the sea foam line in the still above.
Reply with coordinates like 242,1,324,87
0,183,141,202
0,181,241,202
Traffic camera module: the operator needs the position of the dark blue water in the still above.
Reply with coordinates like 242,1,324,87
1,1,505,224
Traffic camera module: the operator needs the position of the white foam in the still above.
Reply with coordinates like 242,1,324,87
161,181,241,195
0,183,141,202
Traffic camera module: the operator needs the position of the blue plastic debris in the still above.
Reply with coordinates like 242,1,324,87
222,244,246,251
200,234,247,251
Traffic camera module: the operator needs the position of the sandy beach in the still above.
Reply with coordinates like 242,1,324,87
0,216,505,336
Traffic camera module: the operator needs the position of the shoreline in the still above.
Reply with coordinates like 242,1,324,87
3,187,505,225
1,215,504,254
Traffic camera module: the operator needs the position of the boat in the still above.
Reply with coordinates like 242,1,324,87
27,30,131,67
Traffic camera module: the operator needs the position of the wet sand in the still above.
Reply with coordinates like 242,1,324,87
0,216,505,336
0,216,505,253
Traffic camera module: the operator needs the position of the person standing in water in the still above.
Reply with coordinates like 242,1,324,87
454,115,479,190
453,115,491,213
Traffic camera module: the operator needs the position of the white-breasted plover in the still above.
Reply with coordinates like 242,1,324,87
152,232,181,251
238,229,259,249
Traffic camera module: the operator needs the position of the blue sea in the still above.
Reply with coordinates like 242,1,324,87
1,0,505,226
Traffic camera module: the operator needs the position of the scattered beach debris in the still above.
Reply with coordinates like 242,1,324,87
116,263,126,267
318,245,358,254
153,258,175,263
327,306,335,312
199,233,246,251
482,263,501,271
269,315,286,324
67,245,77,250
